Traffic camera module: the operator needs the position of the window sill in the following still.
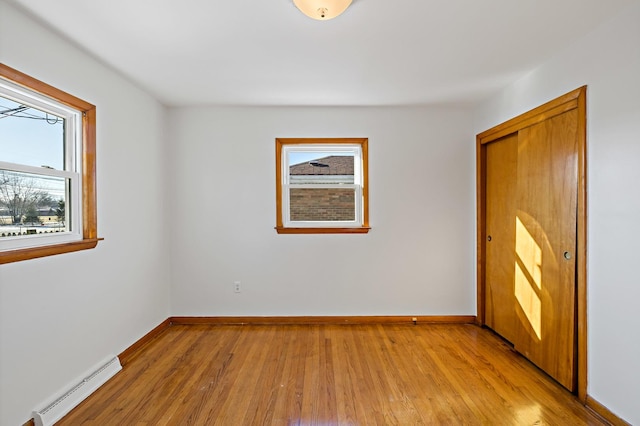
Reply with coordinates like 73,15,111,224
275,227,371,234
0,238,103,264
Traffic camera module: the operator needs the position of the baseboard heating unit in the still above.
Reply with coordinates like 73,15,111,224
33,356,122,426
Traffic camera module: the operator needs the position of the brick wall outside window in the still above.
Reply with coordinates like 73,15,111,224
290,188,355,221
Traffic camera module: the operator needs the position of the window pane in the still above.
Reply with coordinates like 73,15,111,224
290,188,355,221
289,153,354,184
0,169,68,237
0,95,65,170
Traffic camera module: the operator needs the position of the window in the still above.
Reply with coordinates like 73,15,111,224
0,64,98,263
275,138,370,234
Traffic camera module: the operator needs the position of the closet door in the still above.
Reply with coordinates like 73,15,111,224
479,87,586,395
484,133,518,344
512,109,578,390
483,108,579,391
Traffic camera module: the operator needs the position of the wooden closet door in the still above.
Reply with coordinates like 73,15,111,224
484,108,578,391
478,87,586,397
484,133,519,344
513,108,578,390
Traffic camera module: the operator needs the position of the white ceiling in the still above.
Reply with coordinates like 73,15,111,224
10,0,635,107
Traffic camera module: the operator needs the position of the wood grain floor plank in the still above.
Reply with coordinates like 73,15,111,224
57,324,606,425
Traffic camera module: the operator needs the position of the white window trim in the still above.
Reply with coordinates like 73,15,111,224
281,143,364,228
0,78,83,251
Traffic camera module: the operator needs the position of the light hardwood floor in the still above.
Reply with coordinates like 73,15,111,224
58,324,605,425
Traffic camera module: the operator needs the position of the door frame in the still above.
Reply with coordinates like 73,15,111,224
476,86,587,400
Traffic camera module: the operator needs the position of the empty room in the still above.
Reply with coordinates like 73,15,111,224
1,0,639,424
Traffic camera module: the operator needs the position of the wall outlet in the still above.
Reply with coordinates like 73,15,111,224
233,281,241,293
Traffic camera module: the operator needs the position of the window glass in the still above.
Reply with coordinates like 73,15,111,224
290,188,356,221
287,152,356,223
0,95,64,170
0,169,68,234
289,152,354,183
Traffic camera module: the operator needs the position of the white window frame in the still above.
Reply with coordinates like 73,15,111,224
0,78,83,251
275,138,370,234
282,144,362,228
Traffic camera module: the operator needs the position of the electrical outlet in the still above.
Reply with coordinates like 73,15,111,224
234,281,241,293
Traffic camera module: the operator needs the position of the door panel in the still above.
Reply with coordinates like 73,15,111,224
485,133,518,344
513,109,578,390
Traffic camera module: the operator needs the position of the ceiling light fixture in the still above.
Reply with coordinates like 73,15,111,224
293,0,352,20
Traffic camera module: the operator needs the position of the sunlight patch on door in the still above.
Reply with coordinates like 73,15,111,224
515,263,542,340
515,217,542,289
515,216,542,340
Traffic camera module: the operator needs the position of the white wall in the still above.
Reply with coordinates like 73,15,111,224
473,2,640,423
0,3,171,425
168,106,476,317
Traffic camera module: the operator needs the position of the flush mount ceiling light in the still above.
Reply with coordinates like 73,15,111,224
293,0,352,20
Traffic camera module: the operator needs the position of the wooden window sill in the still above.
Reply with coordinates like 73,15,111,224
275,227,371,234
0,238,103,264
